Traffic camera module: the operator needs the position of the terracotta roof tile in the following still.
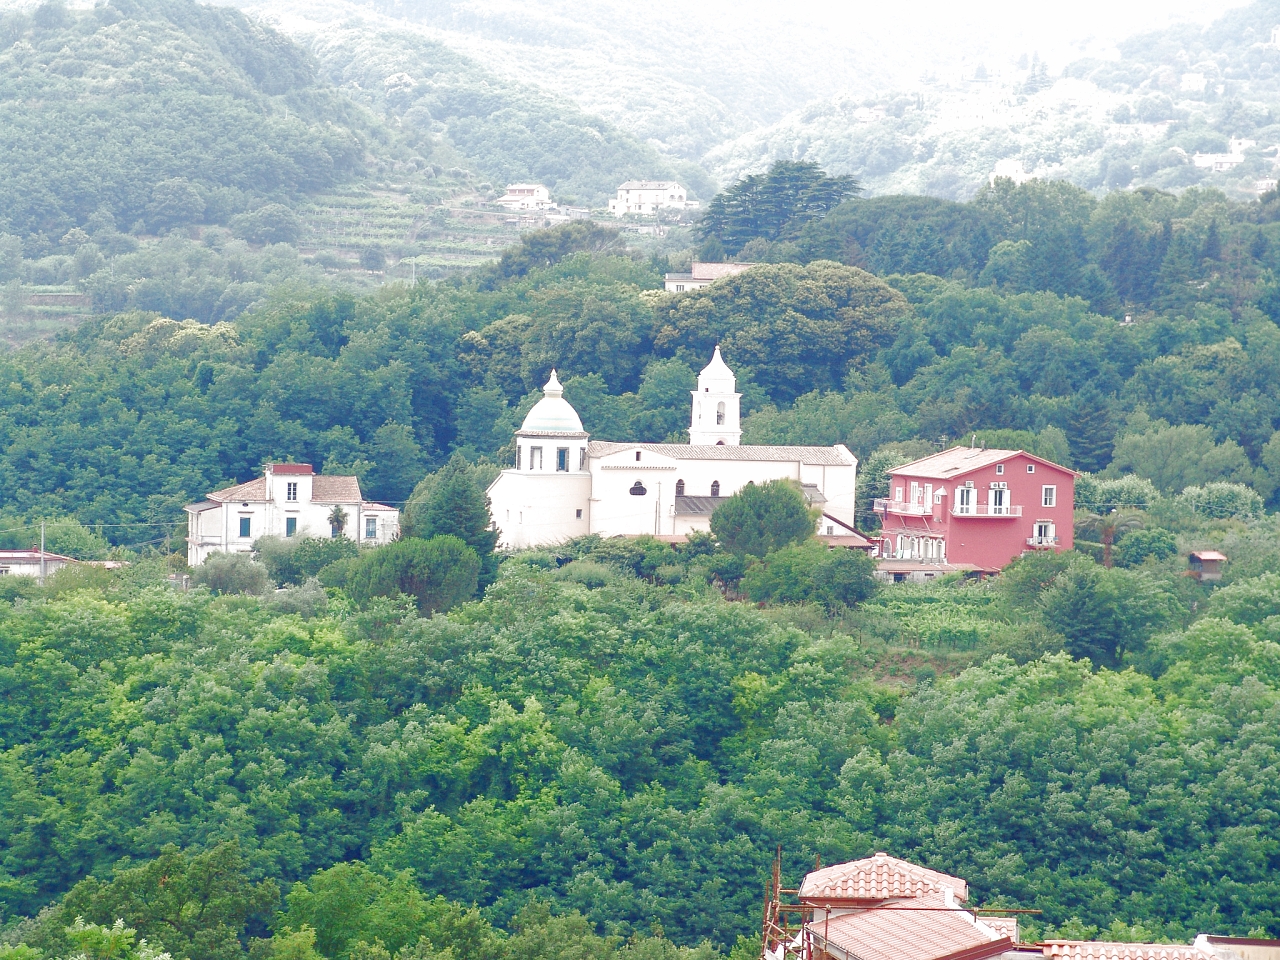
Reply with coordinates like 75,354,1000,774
209,477,266,502
312,475,363,502
814,895,1008,960
1041,943,1203,960
889,447,1072,480
800,853,968,902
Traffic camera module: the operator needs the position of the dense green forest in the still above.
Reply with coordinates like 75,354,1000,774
7,27,1280,948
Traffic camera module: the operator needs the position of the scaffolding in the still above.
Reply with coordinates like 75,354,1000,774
761,848,813,960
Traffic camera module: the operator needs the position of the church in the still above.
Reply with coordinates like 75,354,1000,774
486,348,860,549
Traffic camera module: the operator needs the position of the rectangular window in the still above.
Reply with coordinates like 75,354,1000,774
1043,485,1057,508
894,486,903,502
365,517,377,539
1027,463,1036,473
239,517,251,538
956,487,973,514
285,517,297,537
924,483,933,506
579,448,587,470
530,446,542,470
1035,521,1055,541
556,447,569,472
995,463,1004,475
576,509,583,519
517,445,523,470
286,482,298,502
989,488,1008,515
909,481,919,504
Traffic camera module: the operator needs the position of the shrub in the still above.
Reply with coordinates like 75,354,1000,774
228,203,302,245
344,536,480,614
256,535,359,586
1114,528,1178,568
742,542,878,609
194,551,270,595
1173,482,1264,520
710,479,816,558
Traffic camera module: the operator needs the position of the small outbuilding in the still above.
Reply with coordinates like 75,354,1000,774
1189,550,1227,581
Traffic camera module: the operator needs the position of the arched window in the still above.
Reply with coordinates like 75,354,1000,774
716,439,725,445
629,480,647,496
710,480,720,497
675,479,685,496
716,401,725,425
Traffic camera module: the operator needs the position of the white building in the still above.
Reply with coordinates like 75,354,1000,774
0,550,78,578
184,463,399,566
495,184,553,211
608,180,697,216
485,349,860,549
663,261,756,292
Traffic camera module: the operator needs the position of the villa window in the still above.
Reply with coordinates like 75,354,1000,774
286,482,298,502
239,517,251,538
956,487,973,515
1042,485,1057,508
366,517,378,539
675,479,685,496
996,463,1004,475
579,448,587,469
285,517,297,537
710,480,720,497
556,447,569,472
989,487,1008,515
517,445,523,470
1027,463,1036,473
716,401,725,425
530,446,543,470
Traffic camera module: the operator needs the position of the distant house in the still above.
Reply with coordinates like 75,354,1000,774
874,446,1077,576
1193,138,1256,172
1189,550,1226,582
495,184,553,211
608,180,697,216
0,550,77,578
989,158,1031,186
663,260,756,292
184,463,399,566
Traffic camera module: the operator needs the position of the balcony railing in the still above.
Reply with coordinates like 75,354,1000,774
1026,536,1060,547
951,503,1022,517
873,498,933,516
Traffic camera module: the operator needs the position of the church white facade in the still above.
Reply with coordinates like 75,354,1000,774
486,348,860,550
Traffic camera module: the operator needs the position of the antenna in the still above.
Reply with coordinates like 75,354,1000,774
971,433,977,448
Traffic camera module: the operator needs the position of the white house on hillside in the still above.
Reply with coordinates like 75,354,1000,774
485,348,861,549
663,261,756,292
184,463,399,566
496,184,553,210
608,180,697,216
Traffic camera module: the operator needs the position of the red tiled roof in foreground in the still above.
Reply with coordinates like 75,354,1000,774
817,894,1010,960
800,852,968,902
1041,944,1204,960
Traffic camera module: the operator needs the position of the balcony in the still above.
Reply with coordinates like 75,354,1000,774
873,498,933,516
951,503,1022,518
1026,536,1059,548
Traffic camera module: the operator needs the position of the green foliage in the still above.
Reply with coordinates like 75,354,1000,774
345,536,480,614
1041,560,1178,667
1113,527,1179,568
404,455,498,585
710,480,816,558
699,161,859,255
193,551,271,595
742,542,878,609
1109,421,1253,493
256,536,360,587
1173,482,1265,520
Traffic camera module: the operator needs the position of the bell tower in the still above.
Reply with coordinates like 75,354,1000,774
689,345,741,446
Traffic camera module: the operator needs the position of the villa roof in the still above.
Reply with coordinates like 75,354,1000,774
1040,944,1203,960
588,442,852,466
816,893,1009,960
209,477,266,502
800,852,968,902
888,447,1072,480
619,180,682,189
312,476,363,502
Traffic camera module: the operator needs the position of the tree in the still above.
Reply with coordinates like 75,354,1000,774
742,542,878,609
328,505,348,536
228,204,302,245
359,245,386,272
49,844,277,960
415,454,500,586
1077,509,1145,568
344,536,480,614
1109,422,1252,493
1113,528,1178,568
193,551,270,595
699,161,859,254
146,178,205,233
365,423,428,505
1041,561,1176,668
710,480,816,558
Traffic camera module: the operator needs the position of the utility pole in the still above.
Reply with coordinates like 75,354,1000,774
40,520,45,584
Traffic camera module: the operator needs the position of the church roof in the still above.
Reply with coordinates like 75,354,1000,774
800,852,968,902
520,370,586,435
697,345,736,386
588,441,853,465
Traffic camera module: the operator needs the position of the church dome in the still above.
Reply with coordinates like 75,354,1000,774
519,370,585,433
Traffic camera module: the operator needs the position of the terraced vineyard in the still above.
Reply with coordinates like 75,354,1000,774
0,284,94,345
298,186,534,281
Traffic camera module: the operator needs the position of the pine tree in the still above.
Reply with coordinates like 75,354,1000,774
421,454,500,586
1066,385,1115,473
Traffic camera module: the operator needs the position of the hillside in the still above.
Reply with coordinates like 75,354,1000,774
705,0,1280,200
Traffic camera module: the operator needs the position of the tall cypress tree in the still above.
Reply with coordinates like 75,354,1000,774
421,454,500,587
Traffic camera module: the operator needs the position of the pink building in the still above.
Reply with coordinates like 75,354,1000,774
874,447,1076,575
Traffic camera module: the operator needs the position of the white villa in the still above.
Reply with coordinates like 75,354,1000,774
608,180,697,217
184,463,400,566
486,348,860,549
495,184,553,211
663,261,756,292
